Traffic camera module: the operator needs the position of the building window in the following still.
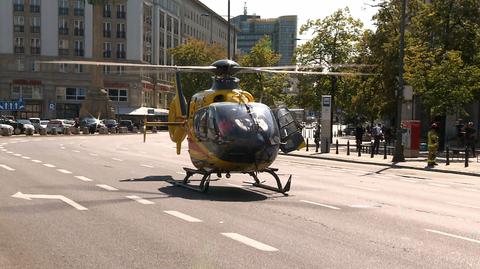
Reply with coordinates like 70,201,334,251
108,88,128,102
103,42,111,58
16,59,24,71
14,16,24,32
103,22,111,37
58,0,68,15
117,4,126,19
116,23,126,38
59,63,68,73
167,15,172,32
31,38,40,54
74,64,84,73
159,11,165,29
116,43,125,59
14,37,24,54
103,65,111,74
74,40,84,56
116,66,124,75
74,0,84,16
59,39,69,55
30,0,40,13
56,87,85,101
59,19,68,35
31,61,40,72
14,0,24,12
103,3,111,17
30,17,41,33
74,20,84,36
173,19,179,35
12,85,42,99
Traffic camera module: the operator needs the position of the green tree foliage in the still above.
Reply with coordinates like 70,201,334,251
294,8,366,122
237,37,288,106
169,38,226,100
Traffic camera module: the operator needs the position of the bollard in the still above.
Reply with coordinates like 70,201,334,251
347,140,350,155
370,141,374,158
383,143,387,159
306,138,309,152
336,139,339,154
465,147,469,167
446,146,450,165
326,139,329,153
358,143,361,157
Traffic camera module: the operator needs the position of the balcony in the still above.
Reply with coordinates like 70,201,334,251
59,49,69,56
103,30,111,38
14,25,24,33
30,5,40,13
14,46,25,54
116,51,126,59
59,28,69,35
74,28,84,36
116,31,126,39
74,8,84,16
103,51,111,58
117,11,126,19
74,49,84,57
31,26,41,33
14,4,24,12
58,7,68,15
103,10,111,18
31,47,40,54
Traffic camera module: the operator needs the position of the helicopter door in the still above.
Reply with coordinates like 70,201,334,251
273,108,305,153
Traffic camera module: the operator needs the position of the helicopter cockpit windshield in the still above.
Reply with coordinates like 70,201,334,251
193,102,280,146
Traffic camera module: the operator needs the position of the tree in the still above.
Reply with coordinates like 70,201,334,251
169,38,226,100
237,37,288,106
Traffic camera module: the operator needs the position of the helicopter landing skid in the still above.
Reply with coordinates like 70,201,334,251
166,168,212,193
247,168,291,195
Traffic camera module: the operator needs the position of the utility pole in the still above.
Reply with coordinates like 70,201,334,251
392,0,407,163
227,0,231,59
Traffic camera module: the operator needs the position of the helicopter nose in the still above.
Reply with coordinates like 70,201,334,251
221,133,279,164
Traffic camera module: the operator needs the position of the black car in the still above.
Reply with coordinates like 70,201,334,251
102,119,118,129
118,120,134,131
80,117,105,134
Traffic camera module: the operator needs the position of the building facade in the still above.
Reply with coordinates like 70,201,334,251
0,0,236,119
232,12,297,66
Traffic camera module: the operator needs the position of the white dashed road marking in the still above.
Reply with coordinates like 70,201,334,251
401,179,418,183
126,195,154,205
72,150,80,153
75,176,93,182
89,153,98,156
141,164,154,168
300,200,340,210
57,169,72,174
43,164,56,168
221,233,278,252
428,183,450,188
21,156,31,159
349,204,381,209
13,154,22,157
6,151,13,154
227,183,245,189
112,158,123,161
164,210,203,222
31,160,42,163
425,229,480,244
463,188,479,192
446,201,480,209
96,184,118,191
345,184,379,192
0,165,15,171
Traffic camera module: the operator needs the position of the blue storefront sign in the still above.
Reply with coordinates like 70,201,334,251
0,98,25,111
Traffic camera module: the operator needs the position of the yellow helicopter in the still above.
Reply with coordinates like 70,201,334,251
41,59,370,195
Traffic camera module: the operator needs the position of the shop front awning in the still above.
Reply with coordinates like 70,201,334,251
116,107,169,116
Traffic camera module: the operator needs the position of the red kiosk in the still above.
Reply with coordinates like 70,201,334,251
402,120,421,157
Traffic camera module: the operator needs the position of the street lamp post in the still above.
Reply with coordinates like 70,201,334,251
227,0,231,59
392,0,407,163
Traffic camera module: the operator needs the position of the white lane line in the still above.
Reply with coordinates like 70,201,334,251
446,202,480,210
89,153,98,156
6,151,13,154
176,171,186,175
349,204,381,209
31,160,42,163
345,184,379,192
0,149,6,152
111,158,123,161
164,210,203,222
21,156,31,159
221,233,278,252
126,195,154,205
72,150,80,153
141,164,154,168
57,169,72,174
13,154,22,157
43,164,56,168
300,200,341,210
60,147,66,150
428,183,450,188
463,188,479,192
0,164,15,171
96,184,118,191
425,229,480,244
401,179,418,183
228,183,245,189
75,176,93,182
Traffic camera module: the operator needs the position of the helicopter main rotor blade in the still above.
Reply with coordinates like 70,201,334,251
252,69,377,76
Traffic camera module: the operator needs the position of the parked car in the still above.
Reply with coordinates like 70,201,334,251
29,118,41,133
46,119,73,134
118,120,134,131
102,119,118,129
39,120,49,130
16,119,35,134
80,117,105,134
0,123,14,135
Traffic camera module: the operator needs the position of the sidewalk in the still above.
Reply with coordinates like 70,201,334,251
284,137,480,177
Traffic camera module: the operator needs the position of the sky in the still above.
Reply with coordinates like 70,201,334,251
198,0,380,43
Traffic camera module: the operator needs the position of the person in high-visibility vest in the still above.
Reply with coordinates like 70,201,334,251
427,123,439,167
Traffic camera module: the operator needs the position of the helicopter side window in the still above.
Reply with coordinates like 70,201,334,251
193,108,208,140
207,107,219,141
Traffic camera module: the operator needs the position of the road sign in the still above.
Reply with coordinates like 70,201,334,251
0,100,25,111
48,101,56,110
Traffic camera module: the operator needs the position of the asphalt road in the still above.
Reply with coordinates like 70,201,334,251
0,133,479,269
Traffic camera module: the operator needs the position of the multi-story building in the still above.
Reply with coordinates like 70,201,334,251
232,11,297,66
0,0,237,119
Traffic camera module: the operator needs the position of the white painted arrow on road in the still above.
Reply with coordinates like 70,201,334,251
11,192,88,211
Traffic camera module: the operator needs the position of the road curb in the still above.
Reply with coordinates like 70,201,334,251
281,152,480,178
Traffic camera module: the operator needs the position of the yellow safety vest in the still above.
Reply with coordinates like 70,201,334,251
428,130,439,149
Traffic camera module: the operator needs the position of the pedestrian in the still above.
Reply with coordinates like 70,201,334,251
314,126,320,153
355,124,364,151
463,122,476,157
427,123,439,168
372,123,383,154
